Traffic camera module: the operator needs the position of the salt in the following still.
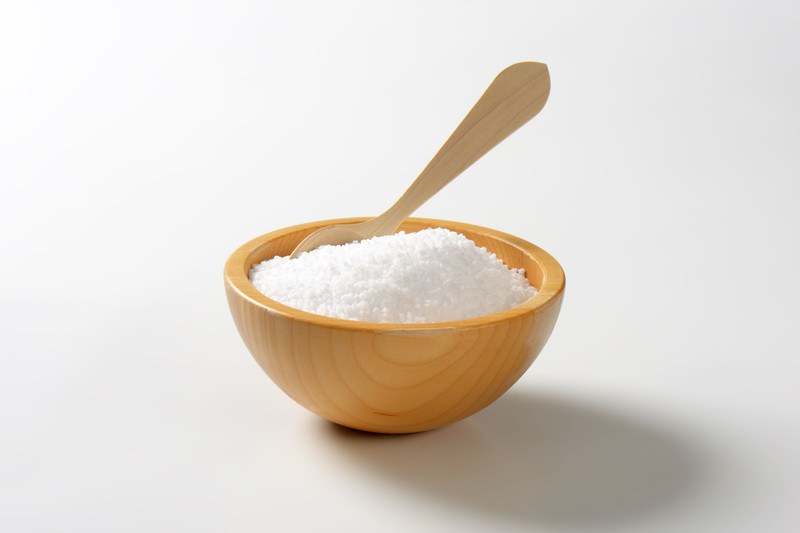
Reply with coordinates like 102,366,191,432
249,228,537,323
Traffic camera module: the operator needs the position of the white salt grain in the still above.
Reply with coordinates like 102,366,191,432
249,228,537,323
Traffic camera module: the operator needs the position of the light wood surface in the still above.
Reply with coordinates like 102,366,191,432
225,218,565,434
289,62,550,258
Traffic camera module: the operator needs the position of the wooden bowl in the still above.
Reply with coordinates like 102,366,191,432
224,218,565,434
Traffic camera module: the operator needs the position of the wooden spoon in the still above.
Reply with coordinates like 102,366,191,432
289,61,550,258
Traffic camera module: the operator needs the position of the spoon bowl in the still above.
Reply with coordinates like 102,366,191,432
287,218,388,255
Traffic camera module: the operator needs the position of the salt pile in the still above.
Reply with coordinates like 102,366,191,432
249,228,537,323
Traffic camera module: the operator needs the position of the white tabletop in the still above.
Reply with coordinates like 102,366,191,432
2,1,798,531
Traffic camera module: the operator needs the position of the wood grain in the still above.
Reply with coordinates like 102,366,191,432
225,218,565,433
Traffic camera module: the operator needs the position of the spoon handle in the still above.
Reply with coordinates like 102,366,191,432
375,62,550,233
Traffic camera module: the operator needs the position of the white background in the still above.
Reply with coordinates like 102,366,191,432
2,1,799,531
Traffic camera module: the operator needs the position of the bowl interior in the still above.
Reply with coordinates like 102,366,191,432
227,217,563,328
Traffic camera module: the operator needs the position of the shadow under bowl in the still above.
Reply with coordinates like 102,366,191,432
224,217,565,434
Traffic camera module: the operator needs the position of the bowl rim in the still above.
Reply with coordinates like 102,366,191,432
224,217,565,332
